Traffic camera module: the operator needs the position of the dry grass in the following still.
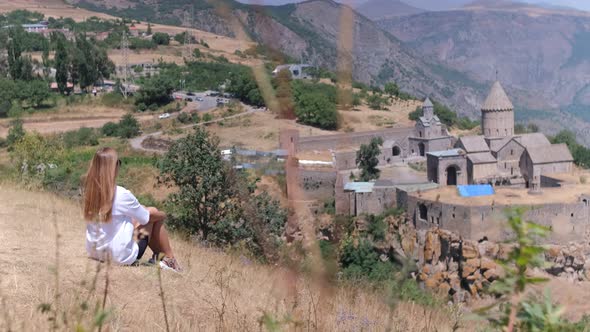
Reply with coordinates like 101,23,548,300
202,112,335,151
0,107,155,138
0,184,463,331
340,99,421,132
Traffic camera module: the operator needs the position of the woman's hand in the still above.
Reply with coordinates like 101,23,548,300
145,206,167,223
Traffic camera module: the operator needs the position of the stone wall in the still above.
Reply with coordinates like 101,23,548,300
405,193,590,243
408,136,455,157
349,187,397,216
297,127,413,152
334,146,407,171
470,162,499,183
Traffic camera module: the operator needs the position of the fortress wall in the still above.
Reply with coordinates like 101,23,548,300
297,127,413,152
352,188,397,216
334,147,407,171
407,194,590,243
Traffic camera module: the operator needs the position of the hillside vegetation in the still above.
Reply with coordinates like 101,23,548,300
0,184,461,331
68,0,486,115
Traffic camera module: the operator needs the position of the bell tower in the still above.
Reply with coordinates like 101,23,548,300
481,81,514,138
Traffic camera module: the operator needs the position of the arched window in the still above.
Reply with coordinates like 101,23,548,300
392,146,401,157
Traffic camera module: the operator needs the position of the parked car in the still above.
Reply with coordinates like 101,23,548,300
196,97,204,102
158,113,171,119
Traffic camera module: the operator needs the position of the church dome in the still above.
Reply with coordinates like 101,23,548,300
482,81,513,111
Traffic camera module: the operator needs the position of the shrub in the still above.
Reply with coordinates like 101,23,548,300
6,118,25,150
135,75,174,108
340,237,396,282
117,114,141,138
177,112,191,124
151,32,170,45
101,122,119,137
294,93,338,130
62,127,100,148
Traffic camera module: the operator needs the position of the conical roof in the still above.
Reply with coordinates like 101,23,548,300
423,97,433,108
482,81,513,111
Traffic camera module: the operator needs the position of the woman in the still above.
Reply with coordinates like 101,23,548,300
83,147,182,272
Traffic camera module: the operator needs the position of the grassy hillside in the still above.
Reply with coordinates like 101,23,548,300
0,184,461,331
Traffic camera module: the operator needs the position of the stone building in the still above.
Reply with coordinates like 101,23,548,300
408,97,455,157
426,149,468,186
427,81,574,188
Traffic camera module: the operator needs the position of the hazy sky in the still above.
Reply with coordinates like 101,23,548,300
236,0,590,11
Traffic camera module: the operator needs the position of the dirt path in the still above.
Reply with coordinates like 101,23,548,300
130,107,263,153
0,184,458,331
0,114,155,138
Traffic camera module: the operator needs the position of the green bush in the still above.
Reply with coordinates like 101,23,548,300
101,122,119,137
117,114,141,138
151,32,170,45
62,127,100,148
135,75,174,108
177,112,191,124
6,118,25,150
340,237,396,282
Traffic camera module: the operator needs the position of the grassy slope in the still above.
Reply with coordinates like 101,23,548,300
0,184,460,331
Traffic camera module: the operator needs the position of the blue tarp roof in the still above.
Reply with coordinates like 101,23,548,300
457,185,495,197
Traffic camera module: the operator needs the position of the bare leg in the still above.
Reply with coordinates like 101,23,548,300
148,220,174,259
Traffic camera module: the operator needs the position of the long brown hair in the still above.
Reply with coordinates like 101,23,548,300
83,147,119,222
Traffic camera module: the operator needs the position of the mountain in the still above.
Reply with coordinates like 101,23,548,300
378,1,590,143
355,0,425,20
405,0,473,11
68,0,487,114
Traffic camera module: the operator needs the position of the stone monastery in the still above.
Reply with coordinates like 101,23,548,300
281,82,589,244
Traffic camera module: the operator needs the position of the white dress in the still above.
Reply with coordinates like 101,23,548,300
86,186,150,265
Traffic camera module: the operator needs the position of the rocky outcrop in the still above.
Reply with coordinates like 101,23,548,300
377,216,589,303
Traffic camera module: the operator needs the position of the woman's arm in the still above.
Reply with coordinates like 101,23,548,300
146,206,167,223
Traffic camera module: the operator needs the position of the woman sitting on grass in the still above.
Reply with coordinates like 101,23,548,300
83,147,182,272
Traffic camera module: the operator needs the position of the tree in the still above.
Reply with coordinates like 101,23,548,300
192,48,202,58
356,137,383,181
135,75,174,108
159,128,238,241
7,27,23,80
17,80,49,107
174,31,186,44
151,32,170,45
146,22,152,35
159,128,287,258
226,70,265,107
384,82,400,97
0,79,16,107
117,113,140,138
295,93,338,130
54,34,69,94
366,93,388,110
41,37,50,78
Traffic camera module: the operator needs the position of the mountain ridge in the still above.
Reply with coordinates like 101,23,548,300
355,0,425,20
